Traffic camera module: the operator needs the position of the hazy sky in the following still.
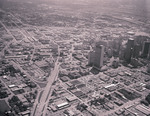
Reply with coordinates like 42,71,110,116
0,0,150,18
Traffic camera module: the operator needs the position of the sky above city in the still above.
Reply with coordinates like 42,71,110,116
1,0,150,18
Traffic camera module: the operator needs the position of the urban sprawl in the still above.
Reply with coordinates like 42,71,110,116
0,0,150,116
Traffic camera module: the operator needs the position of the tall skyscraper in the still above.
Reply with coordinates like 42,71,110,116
124,38,134,63
119,46,126,60
94,45,104,68
134,35,149,50
107,48,113,58
88,51,95,66
132,44,140,58
88,45,104,68
141,41,150,58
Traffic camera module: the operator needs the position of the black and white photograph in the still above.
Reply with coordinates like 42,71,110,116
0,0,150,116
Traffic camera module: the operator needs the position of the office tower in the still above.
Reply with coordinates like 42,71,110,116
130,58,141,68
88,44,105,68
88,51,95,66
119,45,126,60
132,44,140,58
94,45,104,68
112,59,119,68
107,48,113,58
141,41,150,58
135,36,150,53
124,38,134,63
113,39,121,50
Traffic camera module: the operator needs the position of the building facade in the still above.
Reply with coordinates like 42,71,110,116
88,45,104,68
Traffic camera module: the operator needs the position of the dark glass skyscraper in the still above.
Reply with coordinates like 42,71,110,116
88,45,104,68
142,41,150,58
133,44,140,58
124,38,134,63
94,45,104,68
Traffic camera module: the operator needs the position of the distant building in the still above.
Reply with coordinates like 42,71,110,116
127,31,135,36
124,38,134,63
111,39,123,57
17,94,28,104
130,58,143,68
107,48,113,58
141,41,150,58
134,35,149,50
112,59,119,68
135,104,150,116
119,46,126,60
55,100,70,110
132,44,140,58
56,102,70,110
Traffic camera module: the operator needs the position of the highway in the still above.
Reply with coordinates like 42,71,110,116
31,60,59,116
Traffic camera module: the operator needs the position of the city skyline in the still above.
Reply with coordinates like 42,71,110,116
0,0,150,116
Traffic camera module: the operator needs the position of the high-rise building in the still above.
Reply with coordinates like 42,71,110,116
88,45,104,68
107,48,113,58
119,45,126,60
124,38,134,63
141,41,150,58
88,51,95,66
132,44,140,58
134,35,149,50
112,59,119,68
94,45,104,68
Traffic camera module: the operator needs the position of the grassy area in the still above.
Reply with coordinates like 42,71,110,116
0,100,10,113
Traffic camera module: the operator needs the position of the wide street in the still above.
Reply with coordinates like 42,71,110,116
31,60,59,116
